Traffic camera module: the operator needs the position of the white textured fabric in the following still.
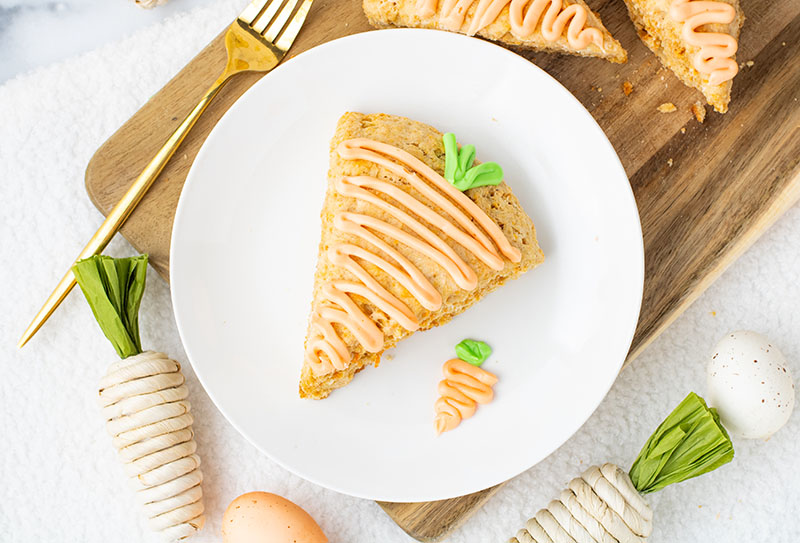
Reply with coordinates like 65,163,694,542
0,1,798,542
100,351,204,541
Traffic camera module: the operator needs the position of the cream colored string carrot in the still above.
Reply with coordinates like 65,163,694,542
510,392,732,543
73,255,204,541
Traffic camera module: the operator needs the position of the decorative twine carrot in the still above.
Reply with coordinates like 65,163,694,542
73,255,204,541
510,392,734,543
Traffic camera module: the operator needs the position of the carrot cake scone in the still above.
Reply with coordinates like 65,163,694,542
300,113,544,399
363,0,627,63
622,0,744,112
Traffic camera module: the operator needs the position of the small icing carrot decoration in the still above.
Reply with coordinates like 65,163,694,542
434,339,498,435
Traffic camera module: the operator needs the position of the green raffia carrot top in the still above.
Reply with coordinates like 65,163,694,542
630,391,734,493
72,254,148,359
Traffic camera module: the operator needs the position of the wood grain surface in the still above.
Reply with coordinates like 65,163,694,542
85,0,800,540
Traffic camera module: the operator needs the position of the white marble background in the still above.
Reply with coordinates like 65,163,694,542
0,1,798,542
0,0,218,82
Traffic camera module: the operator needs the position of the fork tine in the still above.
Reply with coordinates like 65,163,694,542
262,0,302,42
238,0,271,26
274,0,314,51
251,0,283,34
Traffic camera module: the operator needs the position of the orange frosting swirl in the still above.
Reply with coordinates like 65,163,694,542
669,0,738,86
305,139,520,376
416,0,604,51
434,358,498,434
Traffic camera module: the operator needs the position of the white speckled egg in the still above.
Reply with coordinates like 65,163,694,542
707,330,795,439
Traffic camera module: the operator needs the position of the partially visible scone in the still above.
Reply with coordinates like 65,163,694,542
363,0,627,63
622,0,744,112
300,112,544,399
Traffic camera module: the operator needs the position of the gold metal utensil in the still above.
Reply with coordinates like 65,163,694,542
18,0,314,349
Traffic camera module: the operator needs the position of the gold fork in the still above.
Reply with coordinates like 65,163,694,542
18,0,314,349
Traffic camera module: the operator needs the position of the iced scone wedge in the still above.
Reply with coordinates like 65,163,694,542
300,112,544,399
622,0,744,112
363,0,627,63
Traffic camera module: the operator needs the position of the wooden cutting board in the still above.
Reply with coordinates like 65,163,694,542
85,0,800,540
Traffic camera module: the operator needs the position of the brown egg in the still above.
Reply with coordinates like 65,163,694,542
222,491,328,543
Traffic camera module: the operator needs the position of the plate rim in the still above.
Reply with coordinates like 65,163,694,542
170,28,644,502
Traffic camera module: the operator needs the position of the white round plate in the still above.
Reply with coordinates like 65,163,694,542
171,29,643,502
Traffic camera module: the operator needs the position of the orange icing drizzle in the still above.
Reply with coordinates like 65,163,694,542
305,139,521,376
415,0,604,51
669,0,738,85
434,358,498,434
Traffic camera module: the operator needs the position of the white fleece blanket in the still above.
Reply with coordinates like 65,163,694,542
0,1,798,541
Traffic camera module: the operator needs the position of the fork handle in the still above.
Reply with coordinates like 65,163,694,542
18,74,231,349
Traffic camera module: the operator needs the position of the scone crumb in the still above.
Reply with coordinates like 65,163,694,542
691,101,707,123
667,158,674,167
622,81,633,96
681,127,686,134
658,102,677,113
746,60,754,67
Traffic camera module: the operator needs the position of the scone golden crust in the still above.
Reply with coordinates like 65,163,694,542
300,112,544,399
363,0,627,63
622,0,744,113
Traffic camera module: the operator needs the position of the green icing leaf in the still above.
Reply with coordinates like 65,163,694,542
463,162,504,189
443,132,460,182
455,339,493,366
442,133,504,191
629,392,734,494
72,255,148,359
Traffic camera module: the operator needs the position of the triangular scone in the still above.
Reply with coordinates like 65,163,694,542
300,113,544,399
363,0,627,63
622,0,744,113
